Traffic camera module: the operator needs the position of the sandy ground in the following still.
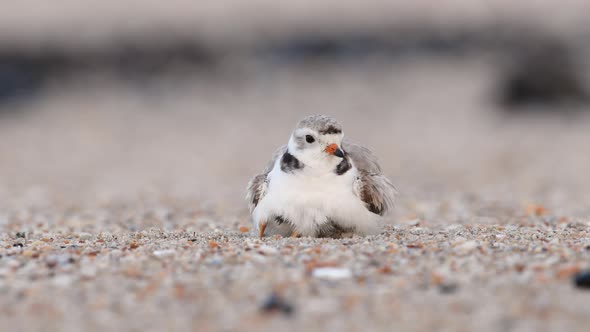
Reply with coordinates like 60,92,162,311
1,57,590,331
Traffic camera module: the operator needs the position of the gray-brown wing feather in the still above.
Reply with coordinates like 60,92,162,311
345,140,397,215
246,145,287,213
353,170,397,215
342,140,382,173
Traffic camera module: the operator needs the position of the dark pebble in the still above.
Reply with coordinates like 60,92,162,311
13,243,23,248
260,292,294,316
439,283,459,294
16,232,26,238
573,271,590,289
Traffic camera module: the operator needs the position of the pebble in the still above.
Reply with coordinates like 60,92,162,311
153,249,176,258
446,224,464,232
452,236,467,245
439,283,459,294
455,240,478,254
312,267,352,280
53,275,73,288
257,245,279,256
6,259,20,269
78,233,93,241
81,266,97,279
260,292,294,316
207,258,224,266
573,270,590,289
249,255,267,264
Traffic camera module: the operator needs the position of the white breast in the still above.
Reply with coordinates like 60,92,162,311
252,160,380,236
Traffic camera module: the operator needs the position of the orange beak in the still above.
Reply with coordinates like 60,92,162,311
324,144,345,158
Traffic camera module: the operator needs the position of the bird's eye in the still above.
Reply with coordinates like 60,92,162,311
305,135,315,143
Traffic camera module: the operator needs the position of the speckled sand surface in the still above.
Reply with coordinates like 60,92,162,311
1,59,590,331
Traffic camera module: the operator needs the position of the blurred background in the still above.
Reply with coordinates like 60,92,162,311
1,0,590,222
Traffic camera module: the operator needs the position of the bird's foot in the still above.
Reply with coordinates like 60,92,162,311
290,231,301,238
259,222,267,239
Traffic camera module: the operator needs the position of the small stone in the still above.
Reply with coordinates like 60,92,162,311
446,224,464,232
122,266,142,278
45,256,59,269
239,226,250,233
260,292,294,316
77,233,93,241
257,245,279,256
207,258,224,266
53,275,73,288
452,236,467,245
573,270,590,289
81,266,97,279
304,260,339,272
455,240,478,254
312,267,352,280
250,255,267,264
153,249,176,258
7,260,20,269
15,232,26,238
431,272,445,285
439,283,459,294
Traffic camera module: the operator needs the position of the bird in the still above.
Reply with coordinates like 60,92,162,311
246,115,396,238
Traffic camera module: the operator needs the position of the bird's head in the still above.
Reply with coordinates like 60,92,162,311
287,115,345,170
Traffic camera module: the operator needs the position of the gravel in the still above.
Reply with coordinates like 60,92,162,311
1,220,590,332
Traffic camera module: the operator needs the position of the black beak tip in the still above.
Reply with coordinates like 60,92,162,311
334,147,345,158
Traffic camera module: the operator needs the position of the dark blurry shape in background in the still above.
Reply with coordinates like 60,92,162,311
498,37,589,109
0,1,589,111
0,42,219,105
0,52,48,104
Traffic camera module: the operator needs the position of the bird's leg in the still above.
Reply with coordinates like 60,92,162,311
259,221,268,239
290,230,300,238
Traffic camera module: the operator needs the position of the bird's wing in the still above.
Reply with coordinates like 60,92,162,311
342,139,382,174
246,145,287,213
344,140,397,215
353,170,397,216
